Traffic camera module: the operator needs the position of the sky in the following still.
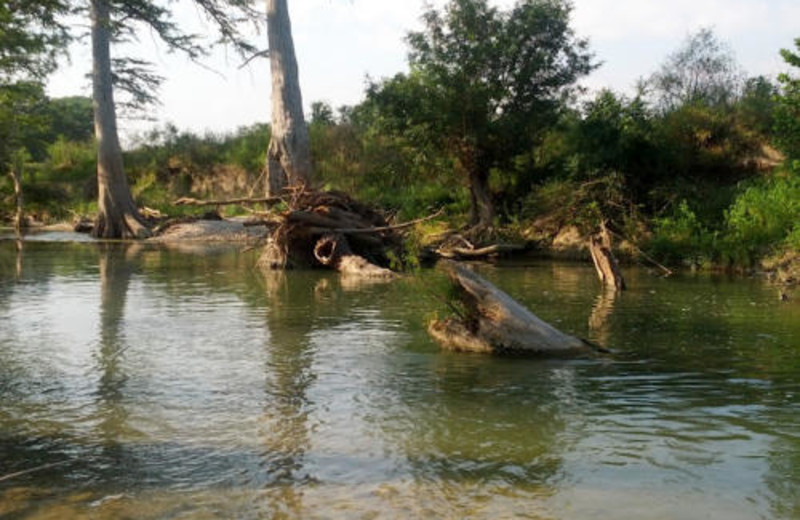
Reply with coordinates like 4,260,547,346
46,0,800,141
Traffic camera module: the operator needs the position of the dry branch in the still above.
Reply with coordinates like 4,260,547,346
173,195,286,207
436,243,525,259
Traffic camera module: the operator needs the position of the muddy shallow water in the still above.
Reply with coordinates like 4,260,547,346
1,239,799,519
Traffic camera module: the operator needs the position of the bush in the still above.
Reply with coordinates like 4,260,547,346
722,174,800,264
649,200,715,267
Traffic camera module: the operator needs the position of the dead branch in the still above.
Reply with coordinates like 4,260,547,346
605,227,673,277
436,243,525,259
330,208,445,234
173,195,286,207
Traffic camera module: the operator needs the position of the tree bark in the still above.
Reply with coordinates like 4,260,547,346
468,167,493,228
459,144,493,228
9,159,24,233
89,0,151,239
588,222,626,291
266,0,311,196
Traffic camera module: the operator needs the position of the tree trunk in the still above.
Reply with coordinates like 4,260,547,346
9,158,24,233
588,222,626,291
266,0,311,196
468,167,493,228
89,0,150,239
459,144,493,228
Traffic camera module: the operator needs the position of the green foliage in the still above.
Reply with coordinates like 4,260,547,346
15,138,95,220
649,200,715,267
0,81,50,173
0,0,69,81
737,76,777,139
42,96,93,144
368,0,595,224
565,90,662,203
722,175,800,264
657,101,760,184
83,0,259,115
775,38,800,160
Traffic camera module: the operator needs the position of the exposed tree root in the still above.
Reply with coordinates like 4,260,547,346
256,189,410,275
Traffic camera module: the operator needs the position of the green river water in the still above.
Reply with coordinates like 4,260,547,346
1,235,799,519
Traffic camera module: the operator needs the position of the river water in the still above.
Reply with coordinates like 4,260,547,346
1,237,799,519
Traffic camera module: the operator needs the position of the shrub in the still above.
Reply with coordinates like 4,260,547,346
722,174,800,264
649,200,715,267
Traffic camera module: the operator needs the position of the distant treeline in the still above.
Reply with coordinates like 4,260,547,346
2,27,800,269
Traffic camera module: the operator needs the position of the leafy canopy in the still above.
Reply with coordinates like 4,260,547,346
0,0,70,82
401,0,595,153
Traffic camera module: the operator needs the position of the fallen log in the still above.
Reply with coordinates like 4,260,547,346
428,261,603,356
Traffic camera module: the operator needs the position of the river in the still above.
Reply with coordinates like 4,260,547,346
1,237,799,519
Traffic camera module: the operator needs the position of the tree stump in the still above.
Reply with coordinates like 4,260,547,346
588,222,626,291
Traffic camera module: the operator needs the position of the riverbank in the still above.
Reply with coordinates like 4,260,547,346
4,217,799,293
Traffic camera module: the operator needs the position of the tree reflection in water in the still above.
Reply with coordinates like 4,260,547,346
257,270,319,515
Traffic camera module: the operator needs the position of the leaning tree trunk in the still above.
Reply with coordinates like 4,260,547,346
89,0,150,239
265,0,311,196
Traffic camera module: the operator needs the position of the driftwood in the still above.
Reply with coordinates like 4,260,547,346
588,222,626,291
313,233,396,278
428,261,602,356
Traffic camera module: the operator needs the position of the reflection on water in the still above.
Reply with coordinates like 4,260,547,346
1,242,800,519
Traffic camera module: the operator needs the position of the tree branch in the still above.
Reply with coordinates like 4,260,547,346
173,196,286,207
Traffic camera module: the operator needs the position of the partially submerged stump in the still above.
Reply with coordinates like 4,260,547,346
429,261,603,356
588,222,626,291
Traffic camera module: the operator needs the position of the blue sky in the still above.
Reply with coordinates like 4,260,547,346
47,0,800,140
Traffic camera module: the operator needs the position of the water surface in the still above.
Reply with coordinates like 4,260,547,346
1,239,799,519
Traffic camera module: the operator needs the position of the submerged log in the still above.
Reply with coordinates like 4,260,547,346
428,261,601,356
